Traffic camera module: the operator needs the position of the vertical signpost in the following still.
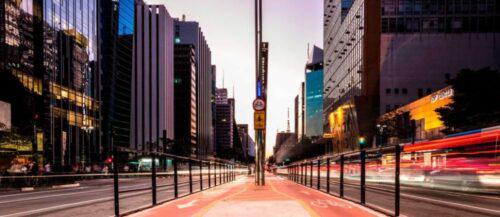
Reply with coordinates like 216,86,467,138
254,0,267,186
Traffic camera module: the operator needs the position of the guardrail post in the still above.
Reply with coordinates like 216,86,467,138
151,148,157,205
360,150,366,204
174,157,178,198
317,160,321,190
208,162,212,188
199,160,203,190
326,158,330,193
309,161,313,188
303,163,306,185
219,163,222,184
188,159,193,194
214,163,217,186
395,145,401,216
113,146,119,217
340,155,344,198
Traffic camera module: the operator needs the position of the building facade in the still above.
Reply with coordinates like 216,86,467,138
214,88,234,152
130,3,174,153
100,0,135,157
0,0,101,169
296,82,305,140
305,45,324,138
324,0,500,153
174,19,213,159
174,44,197,156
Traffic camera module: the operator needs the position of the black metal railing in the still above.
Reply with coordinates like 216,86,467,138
112,146,247,216
278,145,401,216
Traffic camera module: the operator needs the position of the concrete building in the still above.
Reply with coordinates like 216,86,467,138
305,46,324,138
174,44,197,156
131,3,174,152
175,19,213,158
296,82,305,140
237,124,249,159
323,0,499,152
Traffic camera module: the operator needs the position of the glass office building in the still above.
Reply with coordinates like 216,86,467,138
305,69,324,138
0,0,100,169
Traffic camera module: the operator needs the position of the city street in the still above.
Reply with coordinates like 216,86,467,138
304,177,500,217
0,175,217,217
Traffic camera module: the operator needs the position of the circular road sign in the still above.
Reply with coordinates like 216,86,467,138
253,98,266,111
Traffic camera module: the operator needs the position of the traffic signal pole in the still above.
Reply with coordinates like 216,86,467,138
254,0,267,186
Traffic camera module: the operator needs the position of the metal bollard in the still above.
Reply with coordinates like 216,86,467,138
188,159,193,194
360,150,366,204
317,160,320,190
208,162,211,188
219,164,222,184
326,158,330,193
199,160,203,190
340,155,344,198
151,151,157,205
174,158,178,198
214,163,217,186
113,147,119,217
309,161,313,188
395,145,401,216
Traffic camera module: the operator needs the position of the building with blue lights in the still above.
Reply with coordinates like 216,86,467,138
304,46,324,138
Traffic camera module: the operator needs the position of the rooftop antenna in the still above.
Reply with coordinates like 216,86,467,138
182,14,186,21
286,107,291,133
232,85,235,98
222,69,225,88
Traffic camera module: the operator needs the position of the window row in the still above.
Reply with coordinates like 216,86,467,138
382,16,500,33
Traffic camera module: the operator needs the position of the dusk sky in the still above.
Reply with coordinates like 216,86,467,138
147,0,323,154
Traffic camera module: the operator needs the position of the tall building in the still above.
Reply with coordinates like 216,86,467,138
296,82,305,140
175,19,213,159
214,88,234,152
173,44,197,156
237,124,249,159
100,0,135,157
210,65,217,155
130,3,175,153
0,0,101,168
305,45,324,138
323,0,500,152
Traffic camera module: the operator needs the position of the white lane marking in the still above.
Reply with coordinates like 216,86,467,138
310,199,352,209
0,188,176,217
0,182,160,204
401,192,500,215
0,187,87,199
177,199,198,209
300,191,310,195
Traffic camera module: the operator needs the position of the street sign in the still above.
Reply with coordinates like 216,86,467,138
254,111,266,130
253,98,266,111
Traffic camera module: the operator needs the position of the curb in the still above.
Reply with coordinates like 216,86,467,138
52,183,81,189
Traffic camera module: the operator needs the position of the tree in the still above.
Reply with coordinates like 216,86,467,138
436,68,500,133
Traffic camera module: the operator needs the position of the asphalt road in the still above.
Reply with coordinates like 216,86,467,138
300,176,500,217
0,173,233,217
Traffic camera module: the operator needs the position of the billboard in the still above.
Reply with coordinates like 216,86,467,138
0,100,11,132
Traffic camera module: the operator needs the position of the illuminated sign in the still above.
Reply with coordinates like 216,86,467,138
431,88,453,103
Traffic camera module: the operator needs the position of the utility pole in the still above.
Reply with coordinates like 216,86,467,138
254,0,267,186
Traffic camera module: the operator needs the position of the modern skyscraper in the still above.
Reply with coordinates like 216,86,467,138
173,44,197,156
214,88,234,153
100,0,136,157
323,0,500,152
130,3,175,152
175,19,213,159
0,0,101,168
296,82,305,140
305,46,324,138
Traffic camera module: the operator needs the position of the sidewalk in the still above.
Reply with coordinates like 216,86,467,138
130,174,384,217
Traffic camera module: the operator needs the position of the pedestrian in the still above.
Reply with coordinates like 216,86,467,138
44,163,51,174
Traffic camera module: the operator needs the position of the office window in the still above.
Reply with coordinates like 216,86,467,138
386,88,391,94
418,88,424,98
426,88,432,94
386,104,391,113
394,88,400,94
402,88,408,95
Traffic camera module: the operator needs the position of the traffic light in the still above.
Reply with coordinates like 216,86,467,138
358,136,366,147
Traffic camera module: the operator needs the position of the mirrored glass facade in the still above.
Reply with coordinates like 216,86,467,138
0,0,100,169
